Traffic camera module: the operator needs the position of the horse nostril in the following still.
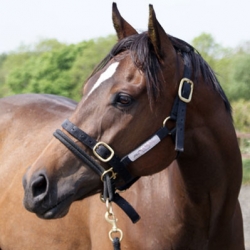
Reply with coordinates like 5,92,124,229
31,175,48,198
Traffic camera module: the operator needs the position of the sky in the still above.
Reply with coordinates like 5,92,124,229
0,0,249,54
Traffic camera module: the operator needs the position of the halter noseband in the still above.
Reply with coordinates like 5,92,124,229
53,55,193,223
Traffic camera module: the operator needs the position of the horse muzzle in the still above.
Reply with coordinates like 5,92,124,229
22,169,73,219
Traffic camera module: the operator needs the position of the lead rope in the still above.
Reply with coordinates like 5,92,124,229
105,201,123,250
112,238,121,250
54,129,123,249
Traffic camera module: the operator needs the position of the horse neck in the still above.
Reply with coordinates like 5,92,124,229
172,80,242,202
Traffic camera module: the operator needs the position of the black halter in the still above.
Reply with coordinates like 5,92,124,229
53,55,193,223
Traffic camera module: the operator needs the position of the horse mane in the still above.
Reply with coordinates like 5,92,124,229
89,32,231,115
169,35,232,115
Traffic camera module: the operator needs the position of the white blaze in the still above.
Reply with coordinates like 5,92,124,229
87,62,119,97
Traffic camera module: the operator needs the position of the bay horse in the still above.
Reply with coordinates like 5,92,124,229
4,3,246,249
0,7,173,250
0,94,178,249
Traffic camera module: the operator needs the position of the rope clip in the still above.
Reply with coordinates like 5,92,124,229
105,201,123,242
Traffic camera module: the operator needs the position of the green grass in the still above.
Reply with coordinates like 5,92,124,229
242,159,250,184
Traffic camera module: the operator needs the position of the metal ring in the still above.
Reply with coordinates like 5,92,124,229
163,116,171,127
100,193,106,203
100,168,117,182
109,229,123,242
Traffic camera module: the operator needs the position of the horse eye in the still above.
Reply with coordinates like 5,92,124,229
115,93,133,107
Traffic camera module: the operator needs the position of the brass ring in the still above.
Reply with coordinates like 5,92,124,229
101,168,117,182
109,229,123,242
163,116,171,127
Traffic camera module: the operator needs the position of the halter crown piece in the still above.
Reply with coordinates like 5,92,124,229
53,54,193,223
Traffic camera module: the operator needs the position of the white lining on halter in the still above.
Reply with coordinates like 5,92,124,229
126,135,161,162
87,62,119,97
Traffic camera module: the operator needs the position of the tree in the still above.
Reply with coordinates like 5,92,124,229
69,35,116,99
5,42,81,98
192,33,228,69
227,45,250,101
232,100,250,133
1,34,249,105
214,41,250,102
191,34,250,102
0,36,116,100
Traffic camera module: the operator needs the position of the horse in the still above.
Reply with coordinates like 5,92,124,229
5,2,245,249
0,93,178,249
0,94,93,249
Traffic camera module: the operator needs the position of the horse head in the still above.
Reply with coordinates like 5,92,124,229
22,3,232,221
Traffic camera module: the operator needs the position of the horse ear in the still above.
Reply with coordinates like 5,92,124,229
148,4,174,61
112,2,138,40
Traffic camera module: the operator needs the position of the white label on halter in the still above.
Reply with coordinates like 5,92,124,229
87,62,119,97
127,135,161,162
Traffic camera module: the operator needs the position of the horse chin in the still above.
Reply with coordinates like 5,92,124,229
36,195,74,220
38,206,69,220
35,187,102,220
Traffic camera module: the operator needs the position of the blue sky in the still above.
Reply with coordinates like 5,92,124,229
0,0,249,53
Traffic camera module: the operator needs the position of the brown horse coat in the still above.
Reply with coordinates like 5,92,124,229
0,94,187,249
2,3,245,250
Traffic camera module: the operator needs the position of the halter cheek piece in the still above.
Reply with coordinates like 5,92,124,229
53,57,193,224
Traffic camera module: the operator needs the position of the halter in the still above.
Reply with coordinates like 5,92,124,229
53,55,193,224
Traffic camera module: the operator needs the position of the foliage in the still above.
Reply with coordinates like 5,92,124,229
0,33,249,122
69,36,117,99
192,33,228,69
0,53,7,67
227,53,250,101
0,36,116,100
6,43,77,97
0,53,7,92
191,33,250,102
232,100,250,133
243,159,250,184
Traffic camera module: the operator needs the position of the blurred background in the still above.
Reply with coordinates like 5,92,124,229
0,0,249,247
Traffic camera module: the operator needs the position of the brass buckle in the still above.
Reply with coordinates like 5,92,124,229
93,141,114,162
178,78,194,103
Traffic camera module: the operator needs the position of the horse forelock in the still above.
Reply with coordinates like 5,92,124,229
90,32,231,115
90,32,162,106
